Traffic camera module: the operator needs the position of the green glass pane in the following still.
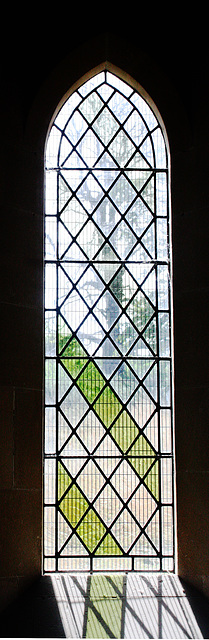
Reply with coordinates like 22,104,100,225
77,510,106,552
59,324,87,360
61,357,87,380
128,435,154,476
58,463,72,501
110,410,139,452
59,475,89,526
95,532,122,556
77,362,105,403
93,387,122,427
145,461,159,500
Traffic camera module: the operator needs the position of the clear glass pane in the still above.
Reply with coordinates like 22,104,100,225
79,72,105,96
64,111,87,147
45,217,56,259
77,130,103,165
45,359,56,405
93,107,119,145
44,458,56,503
161,458,173,503
79,92,103,123
45,126,61,168
93,199,120,237
156,172,167,216
157,219,168,260
162,506,173,556
160,409,172,453
59,197,87,238
94,291,120,330
158,265,169,310
44,506,55,555
160,361,171,407
45,311,56,356
110,218,136,257
159,312,170,356
61,290,88,331
130,93,158,129
107,72,132,97
45,407,56,454
108,91,133,122
76,220,104,258
108,130,135,166
45,264,56,309
45,171,57,215
152,128,167,168
124,111,148,145
111,364,138,402
54,92,81,129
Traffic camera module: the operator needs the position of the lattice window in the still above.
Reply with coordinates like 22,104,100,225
44,69,175,573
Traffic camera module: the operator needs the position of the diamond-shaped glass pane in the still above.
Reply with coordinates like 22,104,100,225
76,266,103,307
127,387,155,426
93,290,121,330
76,411,106,453
77,174,104,214
59,196,87,236
61,290,88,331
77,510,106,552
108,130,135,166
93,199,120,234
110,460,139,501
76,460,105,502
77,315,105,355
59,481,89,526
77,362,105,403
60,386,88,425
124,111,148,145
110,364,138,402
110,314,139,354
76,220,104,258
79,93,103,122
110,410,139,453
126,291,154,332
93,387,122,427
111,509,140,552
77,129,104,165
94,484,123,526
110,219,136,258
109,175,136,215
128,484,156,528
110,267,137,306
93,107,119,145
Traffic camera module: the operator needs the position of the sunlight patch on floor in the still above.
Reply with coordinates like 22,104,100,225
51,573,203,638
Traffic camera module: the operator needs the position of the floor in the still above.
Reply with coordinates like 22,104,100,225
1,573,209,638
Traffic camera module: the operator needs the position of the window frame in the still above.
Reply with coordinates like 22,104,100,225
43,65,176,574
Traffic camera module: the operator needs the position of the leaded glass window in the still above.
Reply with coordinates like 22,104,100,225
44,70,175,573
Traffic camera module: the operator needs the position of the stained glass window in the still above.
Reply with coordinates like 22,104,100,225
44,70,175,573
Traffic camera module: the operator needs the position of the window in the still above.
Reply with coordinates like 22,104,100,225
44,68,175,573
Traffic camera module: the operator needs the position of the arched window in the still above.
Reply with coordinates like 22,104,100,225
44,68,175,573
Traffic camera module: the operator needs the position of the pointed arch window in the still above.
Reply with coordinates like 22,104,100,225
44,68,175,573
